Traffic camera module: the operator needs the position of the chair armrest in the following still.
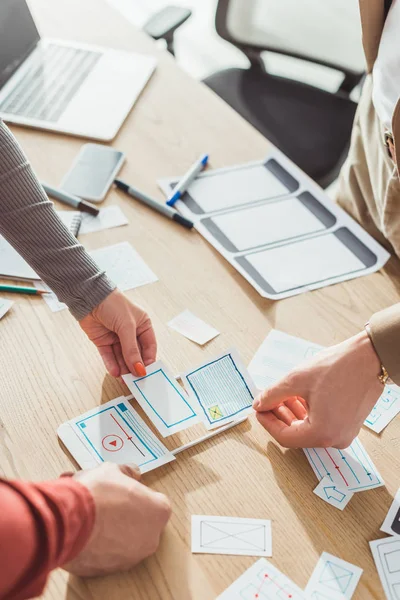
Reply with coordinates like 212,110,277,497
143,6,192,41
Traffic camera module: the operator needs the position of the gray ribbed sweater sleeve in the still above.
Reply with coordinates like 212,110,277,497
0,119,116,319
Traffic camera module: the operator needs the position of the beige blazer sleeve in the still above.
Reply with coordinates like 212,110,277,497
370,305,400,384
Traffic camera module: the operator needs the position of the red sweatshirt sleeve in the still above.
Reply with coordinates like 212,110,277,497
0,477,95,600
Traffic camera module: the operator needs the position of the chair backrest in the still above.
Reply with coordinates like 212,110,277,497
215,0,365,75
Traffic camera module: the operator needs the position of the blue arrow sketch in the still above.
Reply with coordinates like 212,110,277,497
323,486,346,503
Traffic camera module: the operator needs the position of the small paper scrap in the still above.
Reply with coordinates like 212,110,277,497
313,477,353,511
168,310,219,345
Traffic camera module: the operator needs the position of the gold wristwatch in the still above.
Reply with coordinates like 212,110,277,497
365,322,394,385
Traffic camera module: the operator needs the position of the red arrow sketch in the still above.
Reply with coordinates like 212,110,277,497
324,449,348,487
254,572,293,599
110,413,145,457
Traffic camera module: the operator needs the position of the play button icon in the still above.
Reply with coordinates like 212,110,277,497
102,434,124,452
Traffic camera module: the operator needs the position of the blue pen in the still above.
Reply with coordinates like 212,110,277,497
166,153,209,206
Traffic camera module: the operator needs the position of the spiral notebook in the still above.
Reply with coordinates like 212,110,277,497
0,213,83,281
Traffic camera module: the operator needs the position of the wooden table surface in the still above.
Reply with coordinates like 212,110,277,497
2,0,400,598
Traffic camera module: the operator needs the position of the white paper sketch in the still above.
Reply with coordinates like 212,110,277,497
313,477,353,511
248,329,322,390
181,348,257,429
122,360,201,437
370,537,400,600
305,552,363,599
58,396,175,473
364,386,400,434
191,515,272,557
90,242,158,292
303,438,384,492
216,558,306,599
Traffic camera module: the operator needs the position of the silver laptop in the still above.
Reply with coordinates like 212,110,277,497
0,0,157,141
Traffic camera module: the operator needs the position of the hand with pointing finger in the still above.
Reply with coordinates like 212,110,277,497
253,331,383,449
79,289,157,377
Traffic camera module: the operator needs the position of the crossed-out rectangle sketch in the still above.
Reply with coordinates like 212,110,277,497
191,515,272,557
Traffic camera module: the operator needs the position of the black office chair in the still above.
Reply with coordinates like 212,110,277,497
202,0,366,188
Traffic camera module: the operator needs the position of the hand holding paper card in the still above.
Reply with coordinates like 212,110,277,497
181,348,257,429
57,396,175,473
249,329,400,435
122,361,201,437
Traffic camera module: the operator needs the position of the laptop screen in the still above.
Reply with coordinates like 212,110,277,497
0,0,40,89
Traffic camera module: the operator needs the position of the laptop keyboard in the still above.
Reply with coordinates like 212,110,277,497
0,44,101,122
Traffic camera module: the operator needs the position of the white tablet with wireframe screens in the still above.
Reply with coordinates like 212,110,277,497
158,150,390,300
235,228,378,296
199,192,336,253
169,158,299,215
